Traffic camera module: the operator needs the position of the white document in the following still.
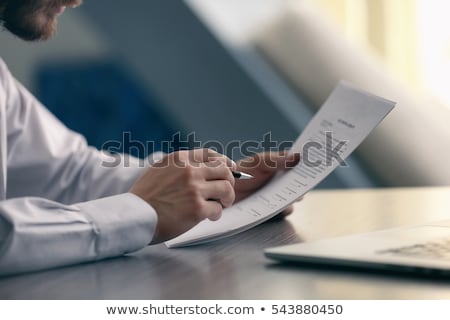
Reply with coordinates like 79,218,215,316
166,82,395,248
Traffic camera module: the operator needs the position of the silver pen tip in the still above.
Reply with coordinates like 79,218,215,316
238,172,254,180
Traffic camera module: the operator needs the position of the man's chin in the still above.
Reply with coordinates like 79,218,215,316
2,1,65,42
6,24,56,41
5,15,57,41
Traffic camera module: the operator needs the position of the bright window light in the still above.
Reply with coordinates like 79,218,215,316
417,0,450,108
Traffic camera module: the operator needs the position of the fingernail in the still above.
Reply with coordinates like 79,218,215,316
286,153,301,168
288,152,300,159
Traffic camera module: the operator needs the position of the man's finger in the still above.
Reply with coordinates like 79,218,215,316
202,180,235,208
204,200,224,221
201,162,235,187
190,149,235,168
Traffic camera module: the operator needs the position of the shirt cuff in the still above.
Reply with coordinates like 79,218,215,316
76,193,157,259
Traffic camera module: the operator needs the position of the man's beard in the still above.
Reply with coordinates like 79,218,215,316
1,0,82,41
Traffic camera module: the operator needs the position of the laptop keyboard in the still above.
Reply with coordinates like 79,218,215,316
377,238,450,260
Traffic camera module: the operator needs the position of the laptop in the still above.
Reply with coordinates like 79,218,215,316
265,220,450,276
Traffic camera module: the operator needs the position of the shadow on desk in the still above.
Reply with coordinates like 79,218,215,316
266,260,450,282
0,220,301,300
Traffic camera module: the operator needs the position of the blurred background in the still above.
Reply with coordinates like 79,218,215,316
0,0,449,189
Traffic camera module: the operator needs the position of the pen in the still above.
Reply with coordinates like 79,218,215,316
232,171,254,180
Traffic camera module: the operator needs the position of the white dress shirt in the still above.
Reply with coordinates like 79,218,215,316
0,58,159,276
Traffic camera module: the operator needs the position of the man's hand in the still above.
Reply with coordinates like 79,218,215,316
130,149,236,244
234,151,301,216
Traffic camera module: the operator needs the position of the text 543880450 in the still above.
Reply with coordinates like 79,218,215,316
271,304,344,315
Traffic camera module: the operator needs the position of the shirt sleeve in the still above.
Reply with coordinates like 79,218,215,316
0,193,157,276
0,59,161,275
2,58,158,204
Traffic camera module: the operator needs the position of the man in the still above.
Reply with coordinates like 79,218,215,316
0,0,299,275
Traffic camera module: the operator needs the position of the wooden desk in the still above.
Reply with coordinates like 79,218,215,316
1,187,450,299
